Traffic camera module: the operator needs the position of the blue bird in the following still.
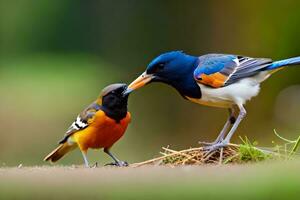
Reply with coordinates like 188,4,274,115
125,51,300,151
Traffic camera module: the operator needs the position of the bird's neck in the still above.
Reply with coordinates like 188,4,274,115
167,55,201,99
100,98,128,123
100,105,128,123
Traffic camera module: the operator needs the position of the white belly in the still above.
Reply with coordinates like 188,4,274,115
186,72,270,108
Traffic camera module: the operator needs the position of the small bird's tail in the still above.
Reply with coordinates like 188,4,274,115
44,142,76,162
267,56,300,70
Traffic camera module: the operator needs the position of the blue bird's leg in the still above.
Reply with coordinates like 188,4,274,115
199,108,236,146
204,104,246,152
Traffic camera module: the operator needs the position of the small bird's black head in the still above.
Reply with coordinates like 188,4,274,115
126,51,201,98
100,83,129,122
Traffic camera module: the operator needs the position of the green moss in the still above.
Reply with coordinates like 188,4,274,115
238,137,273,162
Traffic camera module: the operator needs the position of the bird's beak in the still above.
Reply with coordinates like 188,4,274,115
124,72,154,94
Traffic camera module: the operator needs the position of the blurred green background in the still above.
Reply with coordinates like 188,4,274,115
1,0,300,166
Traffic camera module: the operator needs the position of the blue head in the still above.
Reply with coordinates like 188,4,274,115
126,51,201,98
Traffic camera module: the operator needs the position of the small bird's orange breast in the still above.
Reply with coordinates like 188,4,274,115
73,111,131,151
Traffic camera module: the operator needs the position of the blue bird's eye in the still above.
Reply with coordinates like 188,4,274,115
147,62,166,74
158,63,165,69
152,63,164,73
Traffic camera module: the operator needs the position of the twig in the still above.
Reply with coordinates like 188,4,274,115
274,129,296,143
202,151,218,162
223,154,240,164
219,148,224,165
162,147,202,164
131,154,173,167
289,135,300,157
131,147,204,167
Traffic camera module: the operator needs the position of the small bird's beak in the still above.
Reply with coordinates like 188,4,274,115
124,72,154,94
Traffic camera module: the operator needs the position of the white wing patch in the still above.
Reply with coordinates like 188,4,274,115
225,58,240,83
233,58,240,66
66,116,88,134
75,116,88,128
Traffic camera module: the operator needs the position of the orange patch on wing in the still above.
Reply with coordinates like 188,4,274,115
200,72,227,88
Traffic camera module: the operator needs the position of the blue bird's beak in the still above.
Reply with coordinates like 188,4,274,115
124,72,154,95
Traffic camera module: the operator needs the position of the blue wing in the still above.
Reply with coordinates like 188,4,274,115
193,54,272,88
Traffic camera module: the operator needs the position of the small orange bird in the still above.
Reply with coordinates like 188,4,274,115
44,83,131,167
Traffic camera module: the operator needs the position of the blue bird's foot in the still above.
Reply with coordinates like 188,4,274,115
202,140,229,153
105,161,129,167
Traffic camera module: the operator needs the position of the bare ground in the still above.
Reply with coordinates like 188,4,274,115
1,161,300,199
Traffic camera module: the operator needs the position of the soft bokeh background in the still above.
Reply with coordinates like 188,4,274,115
1,0,300,166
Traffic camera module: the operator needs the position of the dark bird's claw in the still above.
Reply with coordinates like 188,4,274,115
105,161,129,167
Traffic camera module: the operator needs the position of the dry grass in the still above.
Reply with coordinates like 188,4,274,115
131,134,300,167
131,145,237,167
131,142,275,167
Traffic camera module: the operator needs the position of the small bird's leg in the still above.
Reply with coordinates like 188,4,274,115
200,107,236,145
81,151,90,168
204,104,246,152
104,148,128,167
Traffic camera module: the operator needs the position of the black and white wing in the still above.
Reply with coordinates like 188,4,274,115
58,102,101,144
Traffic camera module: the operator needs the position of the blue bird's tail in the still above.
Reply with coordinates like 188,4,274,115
267,56,300,70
